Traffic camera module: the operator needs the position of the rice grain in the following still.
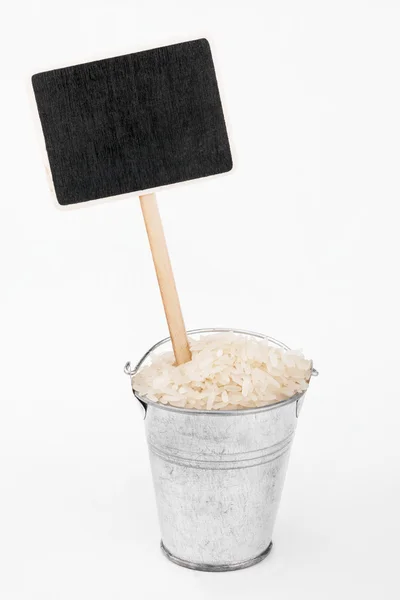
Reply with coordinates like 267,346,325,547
132,332,312,411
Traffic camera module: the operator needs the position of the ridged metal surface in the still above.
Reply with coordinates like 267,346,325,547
160,540,273,572
126,329,317,571
144,397,299,569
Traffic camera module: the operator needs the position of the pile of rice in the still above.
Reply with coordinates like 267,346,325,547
132,332,312,410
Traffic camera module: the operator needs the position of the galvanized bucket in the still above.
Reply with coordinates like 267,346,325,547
125,328,318,572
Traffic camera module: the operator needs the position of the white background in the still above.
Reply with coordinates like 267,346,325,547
1,1,400,598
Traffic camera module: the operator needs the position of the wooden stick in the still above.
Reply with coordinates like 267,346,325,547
139,193,192,365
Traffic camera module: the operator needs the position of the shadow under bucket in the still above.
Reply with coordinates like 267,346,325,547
125,328,318,572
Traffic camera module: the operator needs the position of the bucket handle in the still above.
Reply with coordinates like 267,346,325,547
296,364,319,418
124,361,147,419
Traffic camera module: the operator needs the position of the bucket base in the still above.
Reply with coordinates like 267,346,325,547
160,541,273,572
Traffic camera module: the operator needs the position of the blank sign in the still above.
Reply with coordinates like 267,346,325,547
32,39,232,205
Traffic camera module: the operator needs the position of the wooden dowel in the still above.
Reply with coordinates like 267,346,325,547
139,193,192,365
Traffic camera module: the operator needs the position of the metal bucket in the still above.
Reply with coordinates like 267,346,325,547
125,328,318,572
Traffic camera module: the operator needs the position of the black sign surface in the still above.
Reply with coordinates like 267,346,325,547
32,39,232,205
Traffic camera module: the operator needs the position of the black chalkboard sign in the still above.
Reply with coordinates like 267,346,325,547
32,38,232,205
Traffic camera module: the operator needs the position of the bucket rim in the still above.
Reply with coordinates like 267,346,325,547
127,328,317,416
